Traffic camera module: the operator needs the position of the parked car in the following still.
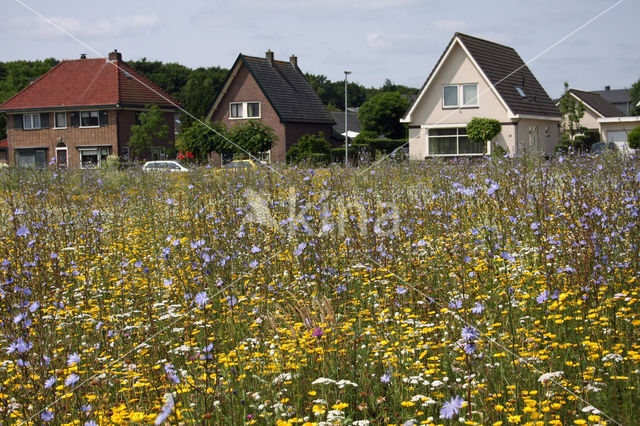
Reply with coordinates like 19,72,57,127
591,142,618,153
224,159,259,170
142,160,190,172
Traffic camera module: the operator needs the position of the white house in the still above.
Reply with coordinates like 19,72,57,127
402,33,562,159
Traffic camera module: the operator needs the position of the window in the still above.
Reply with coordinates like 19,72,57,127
79,147,110,168
428,127,487,156
16,148,47,167
230,101,261,119
515,86,527,97
54,112,67,128
247,102,260,118
80,111,100,127
23,114,41,130
56,142,68,167
230,103,243,118
442,84,478,108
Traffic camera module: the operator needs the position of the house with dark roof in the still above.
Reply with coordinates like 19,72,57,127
0,50,180,168
590,86,632,116
206,50,335,164
401,33,561,158
330,110,361,144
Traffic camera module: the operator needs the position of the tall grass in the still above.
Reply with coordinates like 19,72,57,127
0,153,638,425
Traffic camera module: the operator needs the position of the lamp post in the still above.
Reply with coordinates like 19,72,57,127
344,70,351,167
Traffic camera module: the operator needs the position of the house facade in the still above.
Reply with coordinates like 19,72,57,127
0,50,179,168
402,33,561,159
206,51,334,164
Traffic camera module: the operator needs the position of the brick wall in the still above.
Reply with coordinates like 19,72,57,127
118,109,176,159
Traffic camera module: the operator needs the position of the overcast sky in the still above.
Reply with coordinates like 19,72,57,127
3,0,638,99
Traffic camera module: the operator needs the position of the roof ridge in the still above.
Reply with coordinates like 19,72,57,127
455,32,516,51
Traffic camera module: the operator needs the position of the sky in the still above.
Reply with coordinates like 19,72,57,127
3,0,638,99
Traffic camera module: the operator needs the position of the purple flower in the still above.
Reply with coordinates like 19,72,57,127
250,245,261,253
396,286,408,295
82,405,92,413
461,326,479,341
311,327,323,338
380,373,391,383
501,251,516,262
336,284,347,294
471,302,484,314
194,291,209,308
67,352,81,366
448,299,462,310
29,301,40,312
41,410,54,422
16,225,30,237
293,242,307,256
85,421,98,426
65,373,80,387
249,260,259,268
536,290,549,304
44,376,57,389
155,393,175,425
227,295,238,307
15,338,31,354
464,343,476,354
440,395,465,419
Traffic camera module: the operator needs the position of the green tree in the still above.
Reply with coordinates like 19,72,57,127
177,120,229,161
558,82,585,139
228,121,277,155
286,132,331,163
629,78,640,116
181,67,228,128
628,126,640,149
358,92,409,139
128,105,169,158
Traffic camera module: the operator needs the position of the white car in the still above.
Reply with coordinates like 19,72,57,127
142,160,190,172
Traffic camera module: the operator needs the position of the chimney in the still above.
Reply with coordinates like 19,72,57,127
266,49,274,66
289,55,298,68
80,53,87,59
108,49,122,62
605,85,610,91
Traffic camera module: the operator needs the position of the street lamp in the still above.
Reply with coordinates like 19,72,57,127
344,71,351,167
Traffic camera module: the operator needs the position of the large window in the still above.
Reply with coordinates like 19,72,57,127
23,114,41,130
80,111,100,127
230,101,260,119
16,148,47,167
54,112,67,128
79,147,110,168
442,84,478,108
428,127,487,156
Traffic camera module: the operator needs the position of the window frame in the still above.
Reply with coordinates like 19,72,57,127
80,111,100,128
54,111,67,129
442,84,479,109
229,101,261,119
23,114,41,130
427,127,488,156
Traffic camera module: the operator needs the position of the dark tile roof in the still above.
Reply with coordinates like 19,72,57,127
241,55,334,124
568,89,624,117
330,111,361,135
0,56,179,111
455,33,560,117
589,88,630,105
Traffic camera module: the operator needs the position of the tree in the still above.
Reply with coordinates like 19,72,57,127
228,121,277,155
466,117,502,144
181,66,228,128
177,120,229,161
358,92,409,139
630,78,640,116
286,132,331,164
128,105,169,158
558,82,585,139
628,126,640,149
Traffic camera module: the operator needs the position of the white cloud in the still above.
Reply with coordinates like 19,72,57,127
366,30,411,51
434,19,468,32
9,14,161,39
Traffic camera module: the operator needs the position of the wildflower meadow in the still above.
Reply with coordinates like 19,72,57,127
0,153,639,425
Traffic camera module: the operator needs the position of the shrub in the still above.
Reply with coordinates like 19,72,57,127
287,132,331,164
627,126,640,149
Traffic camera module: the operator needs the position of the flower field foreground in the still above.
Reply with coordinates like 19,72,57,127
0,154,639,425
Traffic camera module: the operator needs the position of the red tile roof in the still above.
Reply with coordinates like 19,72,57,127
0,57,180,111
0,138,7,148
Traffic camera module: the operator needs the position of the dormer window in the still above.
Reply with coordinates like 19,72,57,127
515,86,526,97
443,84,478,108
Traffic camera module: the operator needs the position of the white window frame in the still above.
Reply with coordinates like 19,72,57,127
80,111,100,128
230,101,261,119
427,127,488,156
54,111,67,129
55,146,68,167
23,114,41,130
442,84,479,109
79,147,110,169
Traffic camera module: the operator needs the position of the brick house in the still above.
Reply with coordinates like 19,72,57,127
206,51,335,164
0,50,179,168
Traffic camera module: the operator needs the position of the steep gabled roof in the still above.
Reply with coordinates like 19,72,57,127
0,56,179,112
404,33,560,121
567,89,624,117
208,53,334,125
